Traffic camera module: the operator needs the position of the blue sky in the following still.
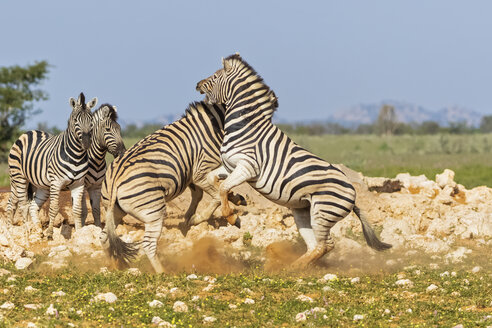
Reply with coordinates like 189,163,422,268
1,1,491,128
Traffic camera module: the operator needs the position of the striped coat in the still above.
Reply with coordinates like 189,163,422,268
196,54,391,268
7,93,95,238
100,101,244,273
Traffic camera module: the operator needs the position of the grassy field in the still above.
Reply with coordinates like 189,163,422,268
125,133,492,188
1,133,491,188
0,256,490,327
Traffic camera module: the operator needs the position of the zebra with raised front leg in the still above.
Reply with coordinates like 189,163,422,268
196,54,391,268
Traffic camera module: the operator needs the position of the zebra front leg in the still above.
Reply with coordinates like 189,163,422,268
88,187,102,227
45,183,63,239
70,183,86,230
81,190,88,227
28,188,49,234
218,162,257,228
184,184,204,225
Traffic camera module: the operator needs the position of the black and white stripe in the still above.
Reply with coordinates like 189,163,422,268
7,93,96,238
196,54,391,268
100,101,244,273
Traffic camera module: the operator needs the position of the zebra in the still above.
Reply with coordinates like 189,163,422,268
196,54,391,268
25,103,126,230
80,103,126,227
7,93,96,239
100,101,245,273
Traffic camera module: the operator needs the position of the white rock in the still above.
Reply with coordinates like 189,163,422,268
94,292,117,303
322,286,334,292
228,304,237,309
395,279,413,288
296,312,307,322
15,257,33,270
24,304,42,310
191,295,200,302
350,277,360,284
186,274,198,280
149,300,164,308
384,309,391,314
244,298,255,304
353,314,364,321
127,268,141,276
440,271,450,277
436,169,456,189
0,301,14,309
445,247,472,264
0,269,10,276
426,284,439,292
26,323,37,328
51,290,66,297
311,307,327,313
173,301,188,312
25,286,38,293
471,266,481,273
323,273,338,281
169,287,179,294
202,284,214,292
406,308,413,313
0,234,9,247
151,316,175,327
45,303,57,315
296,295,314,303
203,276,216,283
203,316,217,323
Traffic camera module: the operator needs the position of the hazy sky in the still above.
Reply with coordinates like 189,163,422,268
2,1,491,128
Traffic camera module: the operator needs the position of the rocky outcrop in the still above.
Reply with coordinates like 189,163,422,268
0,168,490,270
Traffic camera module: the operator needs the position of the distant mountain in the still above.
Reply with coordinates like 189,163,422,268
328,100,483,128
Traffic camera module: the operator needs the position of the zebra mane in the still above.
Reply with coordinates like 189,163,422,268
181,101,225,128
225,54,279,112
95,104,118,121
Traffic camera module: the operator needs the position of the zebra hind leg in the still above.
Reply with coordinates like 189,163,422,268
142,218,165,273
292,203,342,269
45,183,62,240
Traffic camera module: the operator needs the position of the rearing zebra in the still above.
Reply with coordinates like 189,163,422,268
100,101,245,273
7,93,96,239
196,54,391,268
25,103,125,229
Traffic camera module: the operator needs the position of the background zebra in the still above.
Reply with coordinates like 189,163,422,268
196,54,391,268
24,103,126,230
100,101,245,273
80,103,126,227
7,93,96,239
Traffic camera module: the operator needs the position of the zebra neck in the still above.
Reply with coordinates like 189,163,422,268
224,101,276,135
63,130,86,155
88,142,107,168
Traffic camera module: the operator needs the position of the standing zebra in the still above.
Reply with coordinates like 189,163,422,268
25,103,126,229
100,101,245,273
196,54,391,268
7,93,96,239
81,103,126,227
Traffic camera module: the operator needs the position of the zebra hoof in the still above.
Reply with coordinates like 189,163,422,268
234,217,241,229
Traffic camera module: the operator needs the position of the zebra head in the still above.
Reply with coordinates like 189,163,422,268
93,104,126,157
196,54,246,105
196,54,279,115
68,92,97,150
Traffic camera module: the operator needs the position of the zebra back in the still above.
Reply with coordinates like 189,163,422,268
101,101,225,208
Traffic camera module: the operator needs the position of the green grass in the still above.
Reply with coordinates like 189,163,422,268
2,134,492,188
0,258,490,327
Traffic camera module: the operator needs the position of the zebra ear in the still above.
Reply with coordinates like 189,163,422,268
87,97,98,110
223,58,233,72
69,97,76,109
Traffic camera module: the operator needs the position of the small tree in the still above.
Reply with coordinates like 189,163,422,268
376,104,398,135
0,61,49,158
480,115,492,133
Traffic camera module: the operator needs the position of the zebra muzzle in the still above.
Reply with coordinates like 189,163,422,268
81,133,91,149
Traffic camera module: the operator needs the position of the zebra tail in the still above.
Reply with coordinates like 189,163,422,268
353,205,392,251
105,197,138,266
